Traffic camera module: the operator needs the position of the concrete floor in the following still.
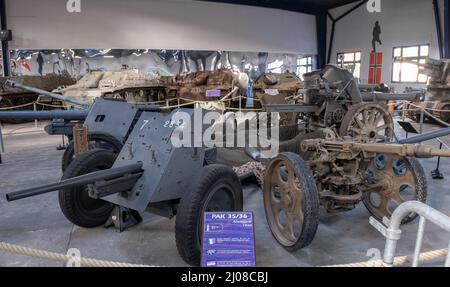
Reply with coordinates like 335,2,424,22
0,119,450,267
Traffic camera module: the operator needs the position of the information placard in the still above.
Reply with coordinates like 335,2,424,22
201,212,255,267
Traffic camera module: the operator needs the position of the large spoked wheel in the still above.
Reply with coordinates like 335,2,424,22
263,152,319,251
62,132,123,171
175,164,243,266
363,155,427,224
59,149,115,228
340,103,394,143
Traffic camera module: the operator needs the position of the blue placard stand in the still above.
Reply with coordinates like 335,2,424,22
201,212,256,267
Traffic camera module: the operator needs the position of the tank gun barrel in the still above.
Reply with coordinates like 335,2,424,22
5,80,90,107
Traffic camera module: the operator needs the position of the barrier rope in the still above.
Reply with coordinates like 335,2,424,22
0,102,35,110
406,102,450,113
1,240,447,267
324,248,448,267
0,102,66,110
35,102,66,108
0,242,153,267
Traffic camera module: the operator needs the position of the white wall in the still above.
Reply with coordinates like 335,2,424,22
6,0,317,54
327,0,444,91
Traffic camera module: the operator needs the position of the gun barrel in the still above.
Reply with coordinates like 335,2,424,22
6,163,143,201
398,127,450,144
355,143,450,158
5,80,90,107
360,92,421,102
0,110,89,120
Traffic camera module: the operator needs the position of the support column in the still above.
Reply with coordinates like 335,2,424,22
315,10,327,69
445,0,450,58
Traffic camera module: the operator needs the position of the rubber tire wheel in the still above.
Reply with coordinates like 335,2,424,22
263,152,320,251
363,157,427,225
58,149,115,228
175,164,243,266
61,132,123,171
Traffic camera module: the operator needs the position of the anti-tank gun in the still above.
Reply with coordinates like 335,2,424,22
261,126,450,251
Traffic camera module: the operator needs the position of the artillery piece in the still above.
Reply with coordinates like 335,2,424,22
399,57,450,123
261,127,450,250
261,65,423,143
250,64,448,251
5,98,241,266
3,94,450,263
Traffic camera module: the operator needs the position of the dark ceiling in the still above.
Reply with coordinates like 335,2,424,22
200,0,362,14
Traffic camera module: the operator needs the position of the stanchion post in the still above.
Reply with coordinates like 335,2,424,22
402,101,406,121
431,141,444,179
0,121,4,164
33,102,37,128
419,109,424,134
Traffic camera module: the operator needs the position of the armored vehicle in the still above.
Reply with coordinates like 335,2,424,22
166,69,249,110
52,66,170,107
403,58,450,123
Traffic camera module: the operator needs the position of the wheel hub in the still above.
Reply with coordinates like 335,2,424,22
362,155,422,222
340,103,393,143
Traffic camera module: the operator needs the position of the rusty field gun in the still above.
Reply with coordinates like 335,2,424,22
256,125,450,251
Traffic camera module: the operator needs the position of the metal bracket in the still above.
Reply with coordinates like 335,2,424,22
105,205,143,233
369,216,402,240
91,172,143,199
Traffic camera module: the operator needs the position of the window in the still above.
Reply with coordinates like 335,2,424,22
296,56,314,79
337,51,361,79
392,44,429,83
267,59,284,73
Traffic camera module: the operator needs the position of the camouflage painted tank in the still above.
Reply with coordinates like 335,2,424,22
52,67,248,111
253,72,302,108
253,72,302,125
166,69,249,110
52,67,169,107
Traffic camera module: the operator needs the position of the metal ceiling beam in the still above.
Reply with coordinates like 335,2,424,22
445,0,450,58
327,0,367,63
198,0,323,15
316,10,327,68
433,0,443,58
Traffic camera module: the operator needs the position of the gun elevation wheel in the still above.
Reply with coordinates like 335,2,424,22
58,149,115,227
62,132,123,171
340,103,394,143
363,155,427,224
263,152,319,251
175,164,243,266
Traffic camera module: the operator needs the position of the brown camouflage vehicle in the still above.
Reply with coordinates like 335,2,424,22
253,72,303,125
253,72,302,108
165,69,249,110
